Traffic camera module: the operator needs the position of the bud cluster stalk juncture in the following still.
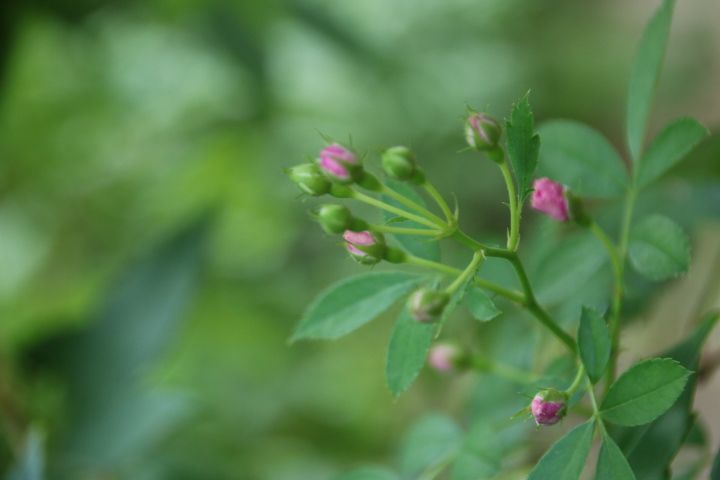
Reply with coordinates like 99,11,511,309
288,109,593,432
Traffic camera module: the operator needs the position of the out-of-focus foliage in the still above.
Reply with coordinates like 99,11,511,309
0,0,719,479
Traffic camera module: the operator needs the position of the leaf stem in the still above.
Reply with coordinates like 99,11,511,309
585,377,607,435
370,224,440,236
565,365,586,396
606,187,637,386
472,355,538,384
403,254,525,303
497,153,521,251
505,252,577,354
446,251,484,295
351,190,439,229
380,184,447,226
422,180,455,222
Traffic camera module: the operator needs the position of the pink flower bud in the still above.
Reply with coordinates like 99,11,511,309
343,230,385,265
531,388,568,426
318,144,360,184
531,178,569,222
428,343,464,373
465,113,501,151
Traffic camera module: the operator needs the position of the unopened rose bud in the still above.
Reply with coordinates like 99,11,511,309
381,146,418,181
407,287,450,323
531,178,569,222
316,204,353,234
428,343,467,373
318,143,361,184
287,163,331,196
465,112,501,152
343,230,386,265
531,388,568,426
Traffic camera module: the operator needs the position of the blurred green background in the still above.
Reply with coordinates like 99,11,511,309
1,0,719,478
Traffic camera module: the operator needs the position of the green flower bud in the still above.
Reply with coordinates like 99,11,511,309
317,204,353,234
407,287,450,323
465,112,502,152
381,146,417,181
287,163,331,196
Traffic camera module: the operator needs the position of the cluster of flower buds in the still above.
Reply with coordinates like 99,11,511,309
530,388,568,426
407,287,450,323
427,343,468,374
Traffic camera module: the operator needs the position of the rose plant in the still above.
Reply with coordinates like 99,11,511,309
286,1,718,478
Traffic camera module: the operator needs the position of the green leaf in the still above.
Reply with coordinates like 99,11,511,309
533,232,608,305
55,217,210,466
506,92,540,200
336,467,398,480
578,306,611,384
628,215,690,281
527,421,595,480
636,117,708,188
537,120,628,197
400,414,463,478
8,429,44,480
595,434,636,480
386,307,435,396
626,0,675,161
613,312,719,479
449,423,501,480
292,272,423,340
600,358,691,426
382,179,441,261
464,287,501,322
712,446,720,480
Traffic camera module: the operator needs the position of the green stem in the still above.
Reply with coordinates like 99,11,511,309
404,254,525,303
371,224,440,236
450,230,507,258
589,220,624,343
565,365,586,396
589,221,623,292
606,187,637,386
422,181,455,222
380,184,447,226
446,251,484,294
498,157,521,251
450,229,576,354
351,190,439,229
472,355,537,384
506,252,577,354
585,377,606,435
